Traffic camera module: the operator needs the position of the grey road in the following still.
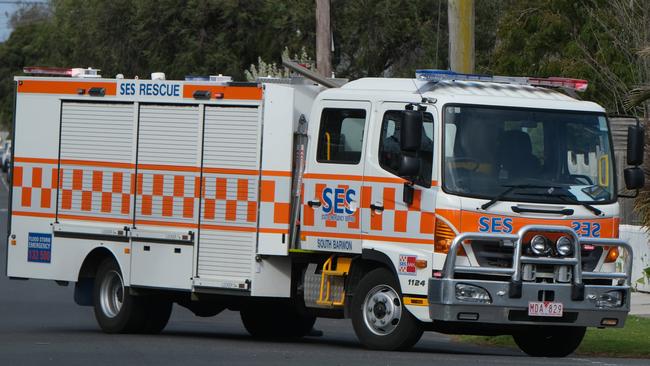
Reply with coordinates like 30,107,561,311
0,176,647,366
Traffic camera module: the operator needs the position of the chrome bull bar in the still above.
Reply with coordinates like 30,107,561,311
442,225,633,288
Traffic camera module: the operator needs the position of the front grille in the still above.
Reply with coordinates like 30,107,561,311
581,247,603,271
471,240,604,272
472,240,513,268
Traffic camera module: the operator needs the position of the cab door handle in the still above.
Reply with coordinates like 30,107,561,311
308,200,321,208
370,204,384,212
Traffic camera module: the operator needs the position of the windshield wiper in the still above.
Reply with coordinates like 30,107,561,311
516,191,603,216
550,193,602,216
480,184,560,210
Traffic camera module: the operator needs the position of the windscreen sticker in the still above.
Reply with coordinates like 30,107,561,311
27,232,52,263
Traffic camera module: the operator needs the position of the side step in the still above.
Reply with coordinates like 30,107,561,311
303,256,352,308
317,256,352,306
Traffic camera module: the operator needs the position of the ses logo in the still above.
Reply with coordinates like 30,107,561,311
478,216,513,233
321,187,357,223
478,216,602,238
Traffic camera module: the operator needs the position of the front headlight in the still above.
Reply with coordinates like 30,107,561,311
596,290,624,308
555,236,573,256
530,235,550,255
455,283,491,303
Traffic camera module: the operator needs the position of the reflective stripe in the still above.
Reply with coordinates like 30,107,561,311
403,296,429,306
17,80,117,95
182,84,262,100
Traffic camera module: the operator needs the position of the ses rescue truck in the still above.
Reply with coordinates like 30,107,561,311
6,66,645,357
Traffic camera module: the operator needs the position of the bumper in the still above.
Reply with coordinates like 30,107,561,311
428,225,633,328
429,279,630,327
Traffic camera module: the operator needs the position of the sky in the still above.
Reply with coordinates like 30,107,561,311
0,0,48,42
0,2,19,41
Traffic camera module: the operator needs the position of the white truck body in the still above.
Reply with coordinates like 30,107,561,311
6,71,635,355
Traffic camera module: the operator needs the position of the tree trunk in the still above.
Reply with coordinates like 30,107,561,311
316,0,332,78
448,0,475,73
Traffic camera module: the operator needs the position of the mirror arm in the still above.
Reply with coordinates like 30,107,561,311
405,103,427,112
403,182,414,205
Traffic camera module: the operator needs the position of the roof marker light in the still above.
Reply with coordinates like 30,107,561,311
71,68,101,78
415,69,588,92
185,75,210,81
23,66,101,78
23,66,73,77
184,75,232,84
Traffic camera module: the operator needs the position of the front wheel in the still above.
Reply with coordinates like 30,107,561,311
351,268,423,351
513,326,586,357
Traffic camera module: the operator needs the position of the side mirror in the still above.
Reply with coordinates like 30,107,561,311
627,125,644,166
398,155,420,177
624,167,644,190
401,110,423,152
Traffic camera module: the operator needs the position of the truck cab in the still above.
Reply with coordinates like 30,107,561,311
297,72,641,356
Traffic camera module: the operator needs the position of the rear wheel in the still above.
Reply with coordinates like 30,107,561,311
351,268,423,351
513,326,586,357
142,298,173,333
240,301,316,338
93,258,172,334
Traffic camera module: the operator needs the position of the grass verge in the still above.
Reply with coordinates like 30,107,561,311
457,315,650,358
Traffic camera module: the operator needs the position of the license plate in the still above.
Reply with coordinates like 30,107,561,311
528,301,564,317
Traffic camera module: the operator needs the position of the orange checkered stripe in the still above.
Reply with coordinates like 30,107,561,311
360,185,435,238
12,158,292,234
200,173,258,229
257,174,292,233
135,169,200,226
12,163,59,213
301,177,435,245
59,165,134,220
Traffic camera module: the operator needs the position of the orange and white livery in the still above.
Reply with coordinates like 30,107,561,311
6,67,642,356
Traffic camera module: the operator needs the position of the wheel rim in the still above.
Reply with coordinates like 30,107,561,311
99,270,124,318
362,284,402,336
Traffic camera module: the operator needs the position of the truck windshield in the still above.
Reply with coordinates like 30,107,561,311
443,105,615,204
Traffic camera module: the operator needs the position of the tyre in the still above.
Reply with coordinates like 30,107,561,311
240,301,316,338
351,268,423,351
513,326,586,357
93,258,172,334
142,298,173,333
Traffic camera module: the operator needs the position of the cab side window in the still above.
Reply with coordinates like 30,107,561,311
378,110,434,187
316,108,366,164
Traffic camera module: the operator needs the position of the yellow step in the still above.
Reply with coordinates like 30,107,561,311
322,270,347,276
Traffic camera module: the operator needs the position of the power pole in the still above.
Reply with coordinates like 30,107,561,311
448,0,475,73
316,0,332,78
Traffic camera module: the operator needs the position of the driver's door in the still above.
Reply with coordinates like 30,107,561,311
361,102,438,250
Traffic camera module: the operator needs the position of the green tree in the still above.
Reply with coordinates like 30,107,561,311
331,0,446,78
0,3,54,130
490,0,649,115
